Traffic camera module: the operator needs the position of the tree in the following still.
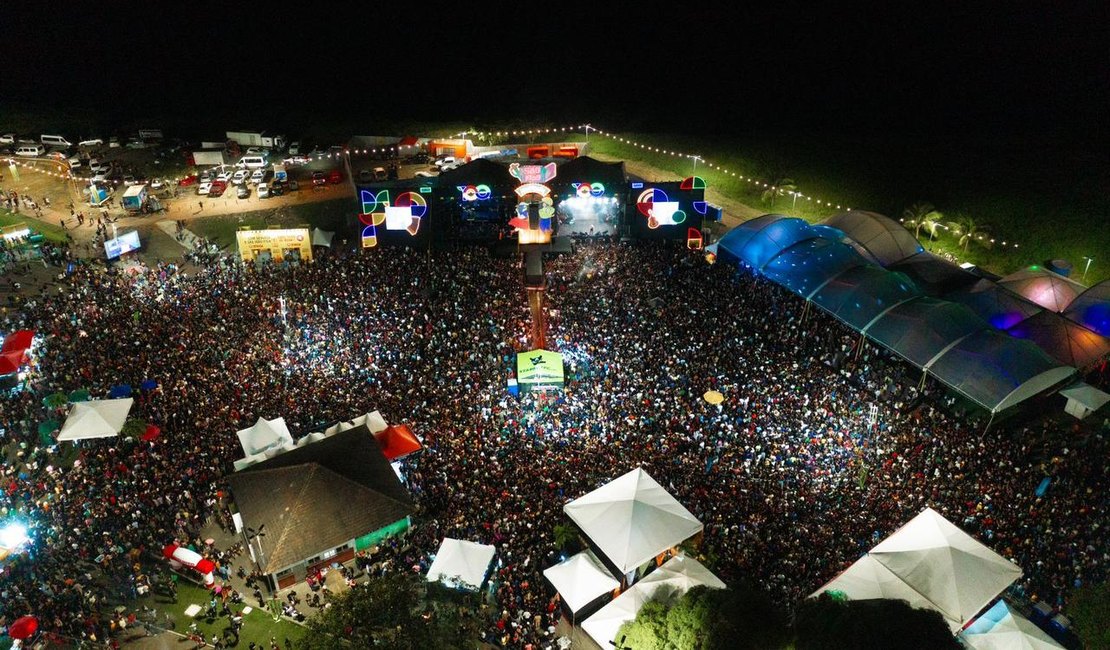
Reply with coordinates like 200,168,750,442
946,214,991,252
793,594,961,650
617,583,789,650
1070,581,1110,650
903,202,943,240
120,418,147,440
762,177,797,210
552,523,582,555
299,572,482,650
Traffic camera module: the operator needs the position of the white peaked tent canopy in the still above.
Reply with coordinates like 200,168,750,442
810,554,938,614
1059,382,1110,419
333,411,389,434
57,398,134,441
959,600,1064,649
543,550,619,614
426,538,496,591
581,554,724,649
868,507,1022,628
235,416,294,457
310,227,334,247
564,467,703,574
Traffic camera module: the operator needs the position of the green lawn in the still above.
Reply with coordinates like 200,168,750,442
139,581,307,648
0,208,68,244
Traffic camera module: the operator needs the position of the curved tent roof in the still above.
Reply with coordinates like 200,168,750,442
927,330,1075,413
762,238,872,299
717,214,791,265
946,279,1044,330
717,215,821,270
1007,311,1110,369
866,297,989,367
997,266,1085,312
890,252,981,296
1063,279,1110,336
811,266,921,331
822,210,924,266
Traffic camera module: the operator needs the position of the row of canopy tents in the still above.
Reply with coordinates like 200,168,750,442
811,507,1062,647
233,411,422,471
544,468,724,649
719,211,1110,413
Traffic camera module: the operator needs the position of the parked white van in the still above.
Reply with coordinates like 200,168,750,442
40,135,72,148
237,155,267,169
16,144,45,157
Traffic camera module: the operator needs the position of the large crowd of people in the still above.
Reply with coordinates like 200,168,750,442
0,238,1106,648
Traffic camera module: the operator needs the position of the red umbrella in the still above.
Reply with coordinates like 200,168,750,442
141,424,161,441
0,351,22,375
9,615,38,640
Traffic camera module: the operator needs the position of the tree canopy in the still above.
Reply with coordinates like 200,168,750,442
298,572,483,650
616,583,790,650
793,594,961,650
1070,581,1110,650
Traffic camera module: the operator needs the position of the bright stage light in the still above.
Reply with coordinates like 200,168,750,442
0,522,29,550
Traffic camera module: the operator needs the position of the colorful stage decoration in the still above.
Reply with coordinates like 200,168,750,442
687,227,704,250
163,543,216,587
510,183,555,244
680,176,706,191
572,182,605,198
360,189,426,247
636,187,686,229
509,162,557,184
458,184,493,201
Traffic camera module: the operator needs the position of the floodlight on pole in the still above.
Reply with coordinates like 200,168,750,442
690,155,702,175
1082,256,1093,280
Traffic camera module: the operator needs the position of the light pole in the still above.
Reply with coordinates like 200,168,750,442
583,125,593,143
690,155,702,176
1083,256,1093,281
791,191,799,211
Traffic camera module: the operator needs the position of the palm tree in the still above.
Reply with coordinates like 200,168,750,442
902,202,943,240
553,523,580,554
761,177,797,210
946,214,991,252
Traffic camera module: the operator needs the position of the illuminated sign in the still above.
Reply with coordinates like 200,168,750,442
104,230,141,259
235,228,313,262
572,182,605,198
687,227,703,250
458,184,492,201
636,188,686,229
680,176,706,190
360,189,425,247
509,183,554,244
509,162,557,184
516,349,564,390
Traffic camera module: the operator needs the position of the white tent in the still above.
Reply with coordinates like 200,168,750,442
426,538,496,591
959,600,1064,649
311,227,334,247
235,416,294,457
1059,383,1110,419
581,554,723,649
338,411,389,434
57,398,134,441
543,550,619,615
810,554,939,614
814,507,1022,631
563,467,703,575
636,554,726,594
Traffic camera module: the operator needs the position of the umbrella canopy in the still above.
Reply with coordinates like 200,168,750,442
0,351,24,375
8,615,38,640
43,392,68,409
37,420,59,435
109,384,133,398
140,379,159,391
1,330,34,354
141,424,162,441
703,390,724,405
373,424,422,461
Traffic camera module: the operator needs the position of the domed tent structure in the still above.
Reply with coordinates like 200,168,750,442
946,279,1044,330
997,266,1086,312
810,265,921,331
761,237,871,299
822,210,924,267
1007,311,1110,370
715,214,822,270
1063,279,1110,336
866,297,989,368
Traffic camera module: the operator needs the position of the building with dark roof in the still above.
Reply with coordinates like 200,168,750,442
227,423,413,589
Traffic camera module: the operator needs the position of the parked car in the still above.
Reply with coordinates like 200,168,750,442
151,178,166,190
288,141,300,155
197,181,212,195
215,170,233,184
208,180,228,197
257,183,271,198
250,169,265,184
199,169,215,183
282,155,311,166
269,181,286,196
67,154,83,167
236,185,251,199
178,174,198,187
108,136,120,148
47,152,68,163
78,138,104,147
122,175,138,186
311,171,327,186
88,159,109,172
92,169,112,183
231,169,250,185
328,169,343,184
404,152,430,164
288,179,299,192
434,156,457,169
414,170,438,178
0,134,14,144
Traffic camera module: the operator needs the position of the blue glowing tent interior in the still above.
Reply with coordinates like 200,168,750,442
1006,311,1110,370
761,238,871,299
866,298,989,368
821,210,925,267
1063,280,1110,337
926,330,1075,414
810,266,922,331
945,279,1045,330
719,215,1077,413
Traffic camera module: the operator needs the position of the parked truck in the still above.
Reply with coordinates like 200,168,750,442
272,163,287,183
226,131,286,150
190,148,228,167
121,184,149,212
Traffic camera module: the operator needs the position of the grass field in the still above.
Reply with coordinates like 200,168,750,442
139,581,306,648
0,208,68,244
189,199,353,250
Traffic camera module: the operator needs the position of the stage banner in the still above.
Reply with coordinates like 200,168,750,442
516,349,565,391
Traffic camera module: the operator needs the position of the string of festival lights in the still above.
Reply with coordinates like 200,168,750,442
4,126,1023,251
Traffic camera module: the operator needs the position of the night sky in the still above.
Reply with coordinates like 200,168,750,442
0,1,1105,144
